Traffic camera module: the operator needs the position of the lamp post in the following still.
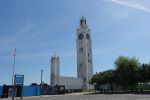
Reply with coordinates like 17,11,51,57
12,48,16,100
40,69,43,96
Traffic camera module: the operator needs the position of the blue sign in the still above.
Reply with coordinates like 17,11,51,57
15,74,24,85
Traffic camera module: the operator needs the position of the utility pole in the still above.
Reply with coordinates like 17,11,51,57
40,69,43,96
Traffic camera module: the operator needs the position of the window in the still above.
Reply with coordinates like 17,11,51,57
88,59,91,63
79,47,83,52
89,48,91,52
79,63,84,67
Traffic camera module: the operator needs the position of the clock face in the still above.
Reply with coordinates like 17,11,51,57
78,33,84,40
86,34,90,40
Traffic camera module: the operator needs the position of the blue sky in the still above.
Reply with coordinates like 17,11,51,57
0,0,150,85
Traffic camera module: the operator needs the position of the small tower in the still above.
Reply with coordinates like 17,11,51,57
50,54,60,85
76,16,93,89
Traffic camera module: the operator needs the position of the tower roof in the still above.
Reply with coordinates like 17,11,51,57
79,16,87,28
80,16,86,21
51,52,59,59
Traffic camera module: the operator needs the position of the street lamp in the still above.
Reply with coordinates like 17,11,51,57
12,48,16,100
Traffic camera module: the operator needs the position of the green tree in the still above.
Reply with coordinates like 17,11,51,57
90,72,103,91
101,70,115,92
90,70,115,92
90,72,100,85
139,63,150,83
115,56,140,92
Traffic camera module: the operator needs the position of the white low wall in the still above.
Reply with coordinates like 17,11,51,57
59,76,84,90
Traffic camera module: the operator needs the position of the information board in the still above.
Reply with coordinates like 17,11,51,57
15,74,24,85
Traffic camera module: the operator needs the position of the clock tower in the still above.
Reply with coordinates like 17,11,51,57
76,16,93,89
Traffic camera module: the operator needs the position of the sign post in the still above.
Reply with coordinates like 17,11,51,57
14,74,24,99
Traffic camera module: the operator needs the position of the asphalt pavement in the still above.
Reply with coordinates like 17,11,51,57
1,93,150,100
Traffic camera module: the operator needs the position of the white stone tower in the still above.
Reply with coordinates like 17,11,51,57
76,16,93,89
50,54,59,85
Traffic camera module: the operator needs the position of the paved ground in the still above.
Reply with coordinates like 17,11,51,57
1,93,150,100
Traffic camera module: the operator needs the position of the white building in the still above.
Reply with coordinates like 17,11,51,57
59,76,84,90
50,16,93,89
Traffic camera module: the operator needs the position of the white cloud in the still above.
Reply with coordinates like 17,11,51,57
17,51,50,60
0,22,32,48
104,7,130,18
110,0,150,13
